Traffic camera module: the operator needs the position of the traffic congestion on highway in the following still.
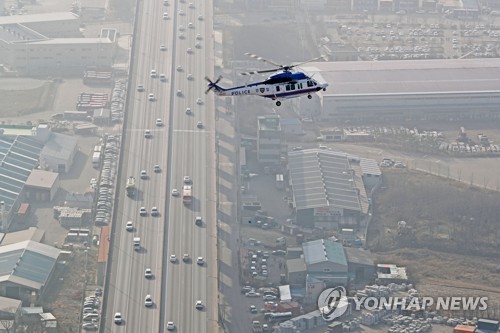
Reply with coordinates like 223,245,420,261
102,0,217,332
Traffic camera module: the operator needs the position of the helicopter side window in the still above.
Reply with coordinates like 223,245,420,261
276,86,280,92
307,80,314,87
285,84,295,91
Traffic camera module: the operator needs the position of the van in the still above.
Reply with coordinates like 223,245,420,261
133,237,141,250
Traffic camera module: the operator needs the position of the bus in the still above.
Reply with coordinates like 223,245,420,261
265,312,293,323
182,185,192,205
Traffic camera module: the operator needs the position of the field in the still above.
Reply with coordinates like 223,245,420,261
367,169,500,317
0,79,57,117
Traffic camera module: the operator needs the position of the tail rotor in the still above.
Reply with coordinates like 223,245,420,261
205,75,223,94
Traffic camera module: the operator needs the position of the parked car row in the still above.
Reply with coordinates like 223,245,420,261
110,80,127,123
95,135,120,227
82,293,101,331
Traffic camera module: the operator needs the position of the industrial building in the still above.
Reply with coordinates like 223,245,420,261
0,240,60,302
287,149,375,229
24,170,60,202
0,13,117,75
303,59,500,122
344,247,375,285
39,129,78,174
257,115,283,167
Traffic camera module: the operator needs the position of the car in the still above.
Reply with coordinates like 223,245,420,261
125,221,133,231
140,170,147,179
160,74,167,81
250,305,258,313
137,84,144,91
170,254,177,263
154,165,161,173
263,294,276,301
178,33,185,39
177,90,182,96
145,294,153,307
163,0,168,5
145,268,153,278
195,300,203,310
189,2,194,8
171,188,179,196
183,176,191,184
394,161,406,168
196,257,204,265
176,65,183,71
82,323,98,330
148,93,155,101
197,121,203,128
178,25,185,31
187,47,193,54
167,322,175,330
139,207,147,216
245,291,260,297
113,312,122,324
151,207,159,216
160,44,167,51
144,129,152,138
186,107,192,114
195,216,202,225
187,73,194,80
183,254,190,262
198,14,203,20
188,22,194,28
196,97,203,105
241,286,253,294
292,146,303,151
155,118,163,126
195,42,202,49
162,12,169,19
150,69,157,77
178,9,185,15
196,34,202,40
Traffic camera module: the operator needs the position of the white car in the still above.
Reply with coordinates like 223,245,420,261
245,291,260,297
196,97,203,105
195,300,203,309
178,9,185,15
153,165,161,173
196,34,202,40
150,69,157,77
160,44,167,51
197,121,203,128
177,90,183,96
195,42,201,49
187,73,193,80
144,129,152,138
183,176,191,184
198,14,203,20
185,107,192,114
178,33,185,39
167,322,175,330
178,25,185,31
125,221,133,231
263,294,276,301
140,170,147,179
183,254,190,262
196,257,204,265
187,48,193,54
170,254,177,263
139,207,147,216
189,2,194,8
114,313,122,324
144,295,153,307
137,84,144,91
155,118,163,126
188,22,194,28
171,188,179,196
148,93,155,101
160,74,166,81
162,12,169,19
163,0,168,5
176,65,183,71
151,207,159,216
144,268,153,278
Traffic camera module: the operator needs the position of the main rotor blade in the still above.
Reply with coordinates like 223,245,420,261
239,69,277,76
288,55,327,69
244,52,283,68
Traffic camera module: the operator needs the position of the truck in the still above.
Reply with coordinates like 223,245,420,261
182,185,192,205
133,237,140,251
91,151,101,168
252,320,263,333
126,177,136,197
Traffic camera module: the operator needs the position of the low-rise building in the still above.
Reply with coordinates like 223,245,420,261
303,239,348,287
24,170,59,202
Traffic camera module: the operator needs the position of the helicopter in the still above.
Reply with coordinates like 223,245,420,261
205,53,328,106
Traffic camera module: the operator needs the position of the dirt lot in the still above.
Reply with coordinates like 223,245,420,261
367,169,500,316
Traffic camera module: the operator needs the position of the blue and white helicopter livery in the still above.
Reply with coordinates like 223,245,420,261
205,53,328,106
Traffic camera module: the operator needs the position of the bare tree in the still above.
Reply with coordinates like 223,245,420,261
0,306,17,333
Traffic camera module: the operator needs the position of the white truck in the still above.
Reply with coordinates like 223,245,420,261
133,237,140,251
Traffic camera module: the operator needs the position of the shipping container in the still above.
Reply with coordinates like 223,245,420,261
454,325,476,333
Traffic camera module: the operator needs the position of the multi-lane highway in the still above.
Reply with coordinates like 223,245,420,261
103,0,217,332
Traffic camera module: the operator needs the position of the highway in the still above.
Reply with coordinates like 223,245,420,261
102,0,217,332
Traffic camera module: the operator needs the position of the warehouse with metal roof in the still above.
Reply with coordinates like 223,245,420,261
303,239,348,286
287,149,372,228
0,135,44,232
0,240,60,302
303,58,500,121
